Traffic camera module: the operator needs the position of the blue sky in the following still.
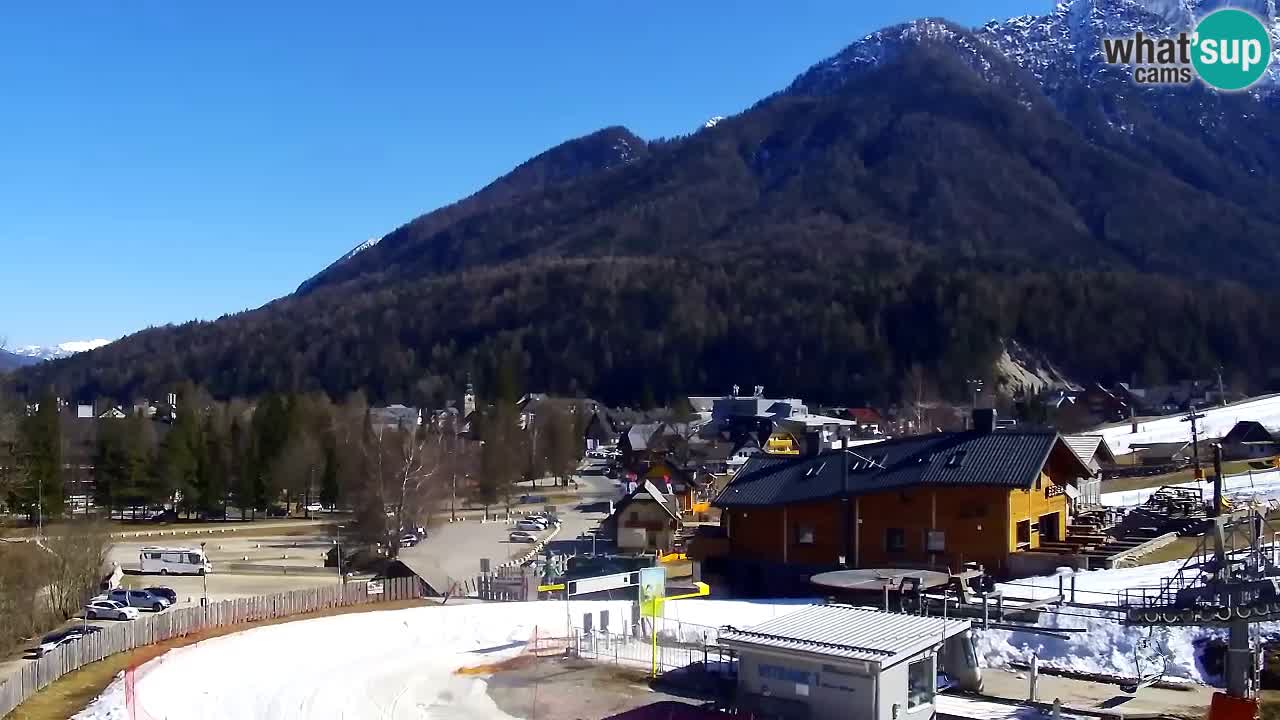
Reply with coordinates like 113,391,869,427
0,1,1041,348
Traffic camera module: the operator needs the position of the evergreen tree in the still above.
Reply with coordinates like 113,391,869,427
18,390,63,523
197,414,229,517
319,441,340,510
250,394,291,511
229,418,255,519
156,394,201,516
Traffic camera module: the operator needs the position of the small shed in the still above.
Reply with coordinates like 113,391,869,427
719,605,975,720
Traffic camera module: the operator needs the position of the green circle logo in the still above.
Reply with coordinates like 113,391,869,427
1192,8,1272,91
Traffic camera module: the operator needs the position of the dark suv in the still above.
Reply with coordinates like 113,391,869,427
108,588,171,612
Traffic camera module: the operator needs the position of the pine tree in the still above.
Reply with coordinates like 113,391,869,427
229,418,255,519
197,414,229,518
319,442,340,510
250,394,291,511
18,390,63,523
156,395,201,516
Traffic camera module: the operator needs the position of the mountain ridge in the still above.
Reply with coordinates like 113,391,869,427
12,3,1280,406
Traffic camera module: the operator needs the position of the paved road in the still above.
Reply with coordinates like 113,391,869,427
400,474,619,586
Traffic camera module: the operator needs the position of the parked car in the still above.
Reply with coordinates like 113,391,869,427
399,534,419,548
27,625,103,658
144,586,178,604
266,506,288,518
508,530,538,543
515,520,545,532
305,502,323,512
85,599,139,621
108,588,171,612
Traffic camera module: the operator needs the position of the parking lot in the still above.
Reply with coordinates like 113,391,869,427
105,528,343,607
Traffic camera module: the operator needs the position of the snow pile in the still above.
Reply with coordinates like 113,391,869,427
974,560,1260,683
1098,395,1280,456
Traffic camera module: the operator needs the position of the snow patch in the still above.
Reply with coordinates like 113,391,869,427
1097,393,1280,456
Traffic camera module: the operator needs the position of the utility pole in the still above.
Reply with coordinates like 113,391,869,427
1217,365,1227,408
839,432,851,568
1182,406,1206,480
965,379,984,428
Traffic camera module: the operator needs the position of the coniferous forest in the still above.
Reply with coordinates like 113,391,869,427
11,44,1280,407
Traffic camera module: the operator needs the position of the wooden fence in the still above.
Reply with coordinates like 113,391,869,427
0,576,421,718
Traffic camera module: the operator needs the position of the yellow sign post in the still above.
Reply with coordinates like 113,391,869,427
641,575,710,678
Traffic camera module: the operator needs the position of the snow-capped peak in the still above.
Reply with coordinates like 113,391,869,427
296,236,385,293
13,339,111,361
334,237,381,266
704,116,726,129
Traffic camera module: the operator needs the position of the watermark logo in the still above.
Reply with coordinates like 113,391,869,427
1102,8,1272,91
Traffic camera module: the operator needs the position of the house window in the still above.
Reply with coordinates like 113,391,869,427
1036,474,1043,490
795,525,816,545
629,511,639,523
886,528,906,552
907,656,935,709
1016,520,1031,547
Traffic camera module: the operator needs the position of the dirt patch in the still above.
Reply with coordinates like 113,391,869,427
7,598,431,720
486,656,704,720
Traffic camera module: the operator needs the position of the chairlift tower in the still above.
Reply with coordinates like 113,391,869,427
1117,446,1279,699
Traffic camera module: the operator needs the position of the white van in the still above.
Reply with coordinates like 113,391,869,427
139,547,212,575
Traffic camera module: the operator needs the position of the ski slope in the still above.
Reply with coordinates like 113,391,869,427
74,562,1265,718
72,598,813,720
1098,394,1280,456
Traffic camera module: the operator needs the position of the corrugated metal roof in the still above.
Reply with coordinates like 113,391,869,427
715,429,1083,508
1064,434,1115,467
719,605,970,667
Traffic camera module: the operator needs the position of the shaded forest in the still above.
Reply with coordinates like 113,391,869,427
12,41,1280,407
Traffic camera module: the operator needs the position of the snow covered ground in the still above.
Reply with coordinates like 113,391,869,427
73,562,1260,718
72,598,814,720
1098,394,1280,456
1101,468,1280,507
976,560,1271,685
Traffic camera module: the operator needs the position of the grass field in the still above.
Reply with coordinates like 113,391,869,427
6,598,433,720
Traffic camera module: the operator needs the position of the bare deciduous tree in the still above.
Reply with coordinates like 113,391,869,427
358,421,447,557
41,522,110,619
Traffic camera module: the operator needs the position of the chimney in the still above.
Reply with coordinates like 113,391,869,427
972,408,996,434
804,430,823,456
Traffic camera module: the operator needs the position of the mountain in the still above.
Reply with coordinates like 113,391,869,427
12,1,1280,407
11,340,112,363
0,350,37,372
297,126,648,293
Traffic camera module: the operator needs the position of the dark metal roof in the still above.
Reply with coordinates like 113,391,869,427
714,429,1083,508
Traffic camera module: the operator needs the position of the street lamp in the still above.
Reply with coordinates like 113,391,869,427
200,542,209,607
336,525,346,587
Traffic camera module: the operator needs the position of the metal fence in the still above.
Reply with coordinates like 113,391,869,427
0,576,421,718
573,619,723,673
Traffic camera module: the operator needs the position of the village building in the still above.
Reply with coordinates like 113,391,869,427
1063,434,1116,504
601,479,682,553
582,406,617,452
1220,421,1280,461
692,410,1093,592
720,604,977,720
